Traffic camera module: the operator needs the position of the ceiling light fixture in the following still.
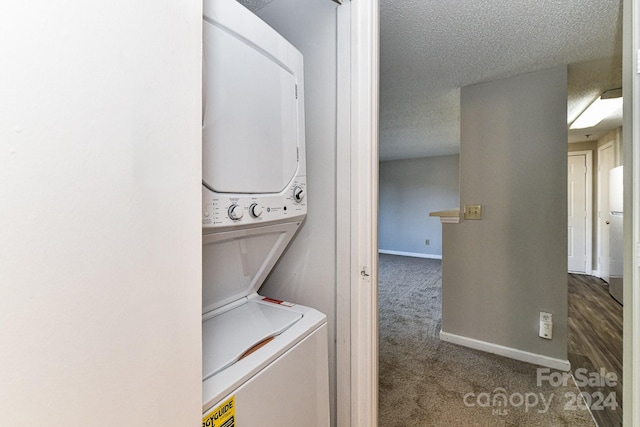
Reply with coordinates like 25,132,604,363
570,88,623,130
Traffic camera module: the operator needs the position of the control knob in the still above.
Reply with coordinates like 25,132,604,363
228,204,244,220
249,203,263,218
293,186,305,203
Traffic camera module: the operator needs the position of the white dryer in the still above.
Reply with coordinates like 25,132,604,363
201,0,329,425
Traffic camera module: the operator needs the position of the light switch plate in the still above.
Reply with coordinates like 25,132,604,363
463,204,482,220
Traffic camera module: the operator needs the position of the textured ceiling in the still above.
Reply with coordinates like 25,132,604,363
237,0,274,11
379,0,623,160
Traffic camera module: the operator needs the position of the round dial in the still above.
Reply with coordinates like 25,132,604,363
249,203,263,218
228,204,244,220
293,186,305,203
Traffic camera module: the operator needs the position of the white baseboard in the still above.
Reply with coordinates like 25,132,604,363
439,330,571,372
378,249,442,260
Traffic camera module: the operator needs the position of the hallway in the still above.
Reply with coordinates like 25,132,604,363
568,273,623,427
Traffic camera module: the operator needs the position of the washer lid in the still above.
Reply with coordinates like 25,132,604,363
202,299,302,381
202,0,302,194
202,221,301,314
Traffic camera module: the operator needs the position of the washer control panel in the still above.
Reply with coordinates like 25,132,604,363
203,177,306,228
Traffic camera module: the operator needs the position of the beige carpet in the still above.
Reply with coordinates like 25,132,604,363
378,254,596,427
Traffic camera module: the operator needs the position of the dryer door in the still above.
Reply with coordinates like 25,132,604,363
202,15,301,194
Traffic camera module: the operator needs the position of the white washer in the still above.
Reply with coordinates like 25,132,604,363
201,1,329,425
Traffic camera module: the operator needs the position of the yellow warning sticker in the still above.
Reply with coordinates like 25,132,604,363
203,395,235,427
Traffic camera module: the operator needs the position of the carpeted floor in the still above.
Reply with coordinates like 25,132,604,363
378,254,596,427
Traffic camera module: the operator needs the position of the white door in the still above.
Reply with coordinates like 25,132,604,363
568,153,588,273
597,143,615,282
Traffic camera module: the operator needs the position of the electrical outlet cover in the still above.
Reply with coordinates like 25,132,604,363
539,321,553,339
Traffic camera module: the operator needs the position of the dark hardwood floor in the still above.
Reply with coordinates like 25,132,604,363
568,273,623,427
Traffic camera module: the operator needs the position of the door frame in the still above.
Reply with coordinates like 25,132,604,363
568,150,593,274
622,0,639,424
336,0,379,426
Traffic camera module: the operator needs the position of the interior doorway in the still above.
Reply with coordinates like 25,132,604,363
597,141,615,281
568,151,592,274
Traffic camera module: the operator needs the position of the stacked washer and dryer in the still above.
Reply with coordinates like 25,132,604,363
201,0,330,425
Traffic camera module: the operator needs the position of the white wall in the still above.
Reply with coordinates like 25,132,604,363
0,2,202,425
379,155,459,257
247,1,341,425
443,67,569,364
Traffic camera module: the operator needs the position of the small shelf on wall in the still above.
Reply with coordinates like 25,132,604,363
429,209,460,224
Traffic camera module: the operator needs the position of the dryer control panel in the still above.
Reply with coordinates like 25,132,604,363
202,177,306,230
